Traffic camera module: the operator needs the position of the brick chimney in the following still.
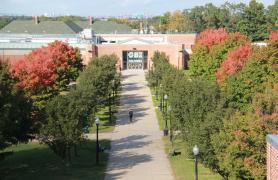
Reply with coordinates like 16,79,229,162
34,16,39,24
89,16,94,25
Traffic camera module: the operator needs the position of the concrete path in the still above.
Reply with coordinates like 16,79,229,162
105,70,174,180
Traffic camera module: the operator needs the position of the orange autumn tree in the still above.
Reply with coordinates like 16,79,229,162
11,41,83,93
216,44,253,85
10,41,83,125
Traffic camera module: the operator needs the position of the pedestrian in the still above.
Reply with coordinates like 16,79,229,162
129,109,133,122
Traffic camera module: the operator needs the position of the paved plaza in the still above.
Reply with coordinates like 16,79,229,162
104,70,174,180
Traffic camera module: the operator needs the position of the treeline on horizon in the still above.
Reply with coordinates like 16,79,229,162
0,0,277,41
123,0,278,41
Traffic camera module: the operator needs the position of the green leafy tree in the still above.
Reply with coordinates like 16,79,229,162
39,54,118,164
10,41,84,130
237,0,268,41
223,41,278,111
39,92,86,165
202,3,221,29
77,55,117,110
170,77,226,175
187,6,206,33
0,62,31,151
220,2,246,32
213,86,278,179
77,54,119,125
266,0,278,31
189,30,250,80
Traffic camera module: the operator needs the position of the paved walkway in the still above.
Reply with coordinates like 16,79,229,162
105,70,174,180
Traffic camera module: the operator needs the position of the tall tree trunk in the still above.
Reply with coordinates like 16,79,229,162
74,144,78,157
66,146,71,166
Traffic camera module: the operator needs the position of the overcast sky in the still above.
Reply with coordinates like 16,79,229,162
0,0,275,17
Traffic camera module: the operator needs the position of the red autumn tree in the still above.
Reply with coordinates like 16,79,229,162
10,41,83,92
190,28,250,79
216,44,253,84
196,28,229,47
269,30,278,42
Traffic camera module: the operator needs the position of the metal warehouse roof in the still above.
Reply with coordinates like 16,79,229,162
0,20,77,34
0,20,133,35
75,21,133,34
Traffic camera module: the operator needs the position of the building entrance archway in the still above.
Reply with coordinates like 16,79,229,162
123,51,148,70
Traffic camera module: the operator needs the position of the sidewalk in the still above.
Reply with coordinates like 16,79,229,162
104,70,174,180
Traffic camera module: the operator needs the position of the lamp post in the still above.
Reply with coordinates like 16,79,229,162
164,94,168,115
163,94,168,136
155,79,158,100
193,145,199,180
112,79,115,104
159,84,163,111
95,117,100,165
168,106,173,147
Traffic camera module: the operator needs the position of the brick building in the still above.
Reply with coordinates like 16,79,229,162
267,135,278,180
0,17,196,69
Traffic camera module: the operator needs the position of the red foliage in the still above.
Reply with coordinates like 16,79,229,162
269,30,278,42
10,41,80,90
196,28,229,47
216,44,252,84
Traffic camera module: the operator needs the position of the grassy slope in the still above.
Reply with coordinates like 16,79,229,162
0,140,110,180
151,89,222,180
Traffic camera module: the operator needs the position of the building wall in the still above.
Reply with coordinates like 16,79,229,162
267,142,278,180
99,34,196,48
95,43,186,69
0,48,92,65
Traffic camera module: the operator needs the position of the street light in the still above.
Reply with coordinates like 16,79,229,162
112,79,115,103
160,84,163,111
163,94,168,136
168,106,176,156
95,117,100,165
164,94,168,115
168,106,173,146
155,79,158,100
193,145,199,180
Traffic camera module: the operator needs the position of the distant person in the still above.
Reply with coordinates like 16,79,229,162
129,110,133,122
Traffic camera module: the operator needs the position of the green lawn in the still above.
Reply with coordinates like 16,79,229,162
164,138,222,180
89,106,117,133
0,140,110,180
89,97,120,133
150,88,222,180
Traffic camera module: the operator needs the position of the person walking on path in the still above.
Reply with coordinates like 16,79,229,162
129,109,133,122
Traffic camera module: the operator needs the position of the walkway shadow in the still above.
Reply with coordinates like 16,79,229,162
111,135,150,151
122,83,143,91
105,153,152,180
122,73,136,80
121,94,146,106
105,135,152,180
